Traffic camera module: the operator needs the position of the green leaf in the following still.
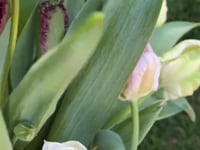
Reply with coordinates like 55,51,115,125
138,101,163,144
68,0,103,33
18,0,40,34
47,0,162,146
150,21,200,55
158,98,196,122
8,13,104,142
113,101,163,149
0,20,11,82
0,110,13,150
10,13,37,89
65,0,85,22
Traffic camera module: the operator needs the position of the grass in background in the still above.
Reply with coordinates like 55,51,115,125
139,1,200,149
139,92,200,150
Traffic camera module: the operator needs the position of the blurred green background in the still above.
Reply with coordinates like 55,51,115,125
139,0,200,150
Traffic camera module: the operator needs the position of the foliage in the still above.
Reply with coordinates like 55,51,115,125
0,0,199,150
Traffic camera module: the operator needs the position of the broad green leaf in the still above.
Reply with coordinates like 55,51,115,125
0,110,12,150
48,0,162,146
8,13,104,142
150,21,200,55
68,0,103,32
113,101,163,149
158,98,196,122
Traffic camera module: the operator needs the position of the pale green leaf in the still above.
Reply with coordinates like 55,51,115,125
150,21,200,55
8,13,104,142
0,110,13,150
158,98,196,122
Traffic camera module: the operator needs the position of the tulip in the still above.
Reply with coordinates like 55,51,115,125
156,0,168,27
161,40,200,99
39,0,70,54
0,0,8,34
42,140,87,150
120,44,161,101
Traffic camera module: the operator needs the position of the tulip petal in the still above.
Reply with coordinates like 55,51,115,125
120,44,161,101
0,0,8,34
156,0,168,27
161,40,200,99
42,140,87,150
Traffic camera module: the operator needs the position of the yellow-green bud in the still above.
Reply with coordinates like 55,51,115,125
161,40,200,99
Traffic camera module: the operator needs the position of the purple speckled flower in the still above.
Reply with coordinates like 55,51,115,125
39,0,70,54
0,0,8,34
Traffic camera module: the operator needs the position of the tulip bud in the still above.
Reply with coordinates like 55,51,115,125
161,40,200,99
120,44,161,101
39,0,70,54
91,130,125,150
0,0,8,34
156,0,168,27
42,140,87,150
14,121,36,142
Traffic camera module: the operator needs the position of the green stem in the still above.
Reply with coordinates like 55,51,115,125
130,100,139,150
0,0,20,107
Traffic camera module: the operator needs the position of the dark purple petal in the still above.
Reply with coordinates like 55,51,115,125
39,0,70,54
0,0,8,34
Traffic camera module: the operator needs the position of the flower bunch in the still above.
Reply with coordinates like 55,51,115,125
0,0,199,150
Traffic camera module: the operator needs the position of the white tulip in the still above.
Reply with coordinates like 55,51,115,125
42,140,87,150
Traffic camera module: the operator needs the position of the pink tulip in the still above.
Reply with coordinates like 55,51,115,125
0,0,8,34
120,44,161,101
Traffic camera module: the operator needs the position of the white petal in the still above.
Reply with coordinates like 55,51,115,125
42,140,87,150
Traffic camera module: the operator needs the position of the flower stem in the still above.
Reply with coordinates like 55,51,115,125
0,0,20,107
130,100,139,150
